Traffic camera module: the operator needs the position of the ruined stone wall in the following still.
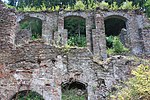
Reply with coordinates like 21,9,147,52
0,40,148,100
15,10,150,57
0,2,16,51
17,12,58,44
142,28,150,55
0,2,150,100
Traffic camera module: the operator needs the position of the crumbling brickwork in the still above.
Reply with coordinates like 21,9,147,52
0,1,150,100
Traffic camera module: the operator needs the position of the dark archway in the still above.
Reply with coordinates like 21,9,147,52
104,16,126,37
104,16,127,48
10,90,44,100
64,16,86,47
62,81,88,100
19,17,42,40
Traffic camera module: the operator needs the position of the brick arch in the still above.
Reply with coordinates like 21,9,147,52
17,13,45,23
63,12,87,31
61,79,88,99
63,12,87,19
64,15,86,31
62,78,88,88
64,15,86,20
104,15,128,22
103,12,129,22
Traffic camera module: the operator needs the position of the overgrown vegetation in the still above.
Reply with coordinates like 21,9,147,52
106,36,129,55
62,89,87,100
4,0,141,12
110,64,150,100
61,81,87,100
67,35,86,47
11,90,44,100
145,0,150,17
65,17,86,47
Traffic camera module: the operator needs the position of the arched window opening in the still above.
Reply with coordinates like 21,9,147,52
11,90,44,100
105,17,126,37
64,16,86,47
19,17,42,40
104,16,129,54
62,81,88,100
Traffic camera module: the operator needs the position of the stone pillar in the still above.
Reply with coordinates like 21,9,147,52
127,15,143,55
120,28,130,47
42,21,51,44
86,16,93,51
142,28,150,55
54,31,60,45
57,11,68,46
93,13,107,60
61,29,68,45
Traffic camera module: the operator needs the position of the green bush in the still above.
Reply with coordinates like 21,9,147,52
113,37,124,53
74,0,85,10
106,35,114,48
119,0,139,10
13,0,141,12
99,1,109,10
67,35,86,47
110,2,119,10
145,0,150,17
62,89,87,100
12,91,44,100
65,4,71,11
110,64,150,100
106,36,129,55
113,37,129,53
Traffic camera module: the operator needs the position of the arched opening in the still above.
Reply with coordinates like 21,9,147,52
105,16,126,37
104,16,129,54
19,17,42,40
10,90,44,100
62,81,88,100
64,16,86,47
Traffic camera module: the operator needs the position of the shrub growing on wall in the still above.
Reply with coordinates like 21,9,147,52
11,90,44,100
74,0,85,10
110,64,150,100
145,0,150,17
98,1,109,10
113,37,124,53
106,36,129,55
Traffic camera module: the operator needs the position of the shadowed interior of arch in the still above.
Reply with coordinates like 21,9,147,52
104,17,126,36
10,90,44,100
64,16,86,47
62,81,88,100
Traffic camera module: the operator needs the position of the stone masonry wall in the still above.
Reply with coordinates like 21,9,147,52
142,28,150,55
15,10,150,57
0,1,150,100
0,2,16,51
0,40,149,100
